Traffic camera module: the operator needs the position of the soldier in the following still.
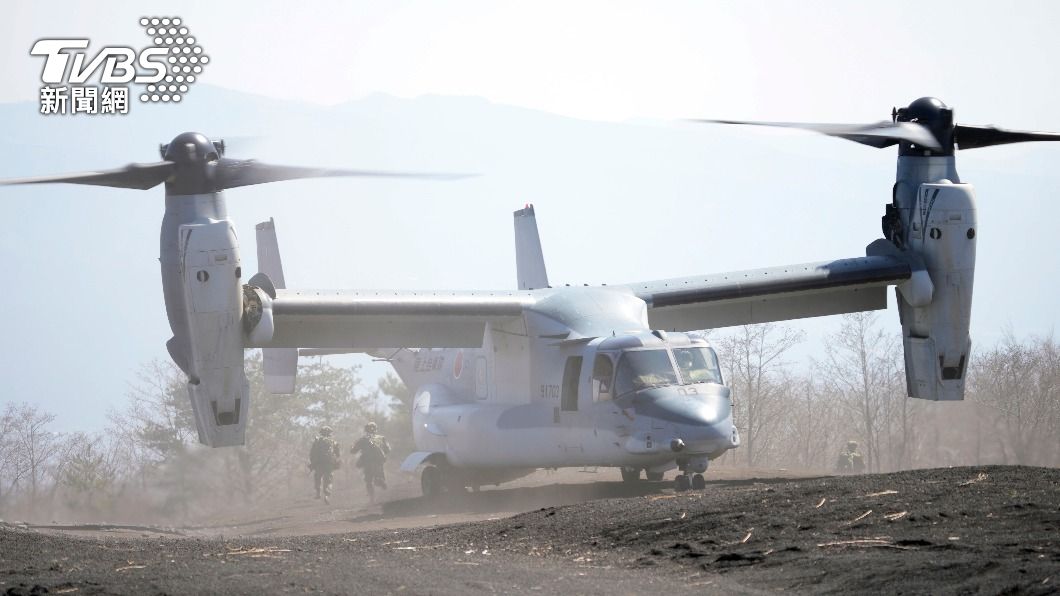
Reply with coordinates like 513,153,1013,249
835,440,865,474
350,422,391,503
308,426,341,503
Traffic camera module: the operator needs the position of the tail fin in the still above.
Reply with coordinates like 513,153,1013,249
255,218,298,394
514,204,549,290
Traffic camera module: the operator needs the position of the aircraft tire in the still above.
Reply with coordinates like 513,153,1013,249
691,473,706,490
675,474,691,492
620,467,641,483
645,471,665,482
421,465,443,498
444,475,469,494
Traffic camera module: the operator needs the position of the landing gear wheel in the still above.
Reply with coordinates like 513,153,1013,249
691,473,706,490
675,474,691,492
444,473,468,494
620,467,641,483
421,465,442,498
645,471,665,482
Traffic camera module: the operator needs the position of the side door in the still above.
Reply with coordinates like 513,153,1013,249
558,355,585,455
561,356,582,412
590,346,632,443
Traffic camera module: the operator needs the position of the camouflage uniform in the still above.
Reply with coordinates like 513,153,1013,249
309,427,341,503
835,440,865,474
350,422,391,502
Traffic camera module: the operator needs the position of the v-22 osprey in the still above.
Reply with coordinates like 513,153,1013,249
6,97,1060,493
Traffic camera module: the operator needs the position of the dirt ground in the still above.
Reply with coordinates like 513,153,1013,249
1,465,1056,594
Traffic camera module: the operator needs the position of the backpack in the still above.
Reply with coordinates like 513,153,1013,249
310,437,339,469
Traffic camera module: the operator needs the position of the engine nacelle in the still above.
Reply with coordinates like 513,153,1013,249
898,181,977,400
179,219,249,446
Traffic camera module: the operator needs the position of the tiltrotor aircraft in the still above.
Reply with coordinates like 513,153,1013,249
4,97,1059,494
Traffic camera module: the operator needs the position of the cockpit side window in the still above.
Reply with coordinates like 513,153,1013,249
614,349,680,397
673,347,723,385
592,354,614,401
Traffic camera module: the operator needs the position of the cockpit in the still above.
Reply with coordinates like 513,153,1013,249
591,333,723,399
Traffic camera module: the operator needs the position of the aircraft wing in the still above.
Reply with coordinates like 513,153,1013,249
629,254,913,331
252,290,536,349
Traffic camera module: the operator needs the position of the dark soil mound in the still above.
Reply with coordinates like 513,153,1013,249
414,465,1060,594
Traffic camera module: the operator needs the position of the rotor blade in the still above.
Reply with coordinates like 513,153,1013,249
0,161,176,190
954,124,1060,150
692,119,941,150
214,159,474,191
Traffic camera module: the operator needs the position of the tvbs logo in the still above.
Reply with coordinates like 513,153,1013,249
32,17,209,116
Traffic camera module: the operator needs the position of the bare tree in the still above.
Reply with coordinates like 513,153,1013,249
6,402,61,504
0,404,25,504
716,323,805,466
107,359,202,518
109,359,196,469
815,312,904,473
968,333,1060,465
775,375,844,470
55,432,122,515
378,372,414,457
103,353,382,516
880,365,921,471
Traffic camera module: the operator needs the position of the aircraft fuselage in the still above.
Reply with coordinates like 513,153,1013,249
387,288,740,485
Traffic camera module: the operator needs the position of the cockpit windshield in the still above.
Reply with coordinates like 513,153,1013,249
673,347,723,385
613,347,723,397
614,349,679,396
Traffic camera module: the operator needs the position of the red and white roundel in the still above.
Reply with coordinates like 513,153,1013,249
452,349,464,379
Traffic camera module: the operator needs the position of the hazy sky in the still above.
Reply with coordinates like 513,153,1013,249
1,1,1059,433
3,0,1060,125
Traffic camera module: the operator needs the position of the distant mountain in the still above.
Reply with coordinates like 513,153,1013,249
0,85,1056,432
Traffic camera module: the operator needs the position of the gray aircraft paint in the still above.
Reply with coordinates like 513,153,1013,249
246,209,934,486
255,219,297,395
889,155,975,400
514,204,549,291
160,190,249,447
7,97,1048,490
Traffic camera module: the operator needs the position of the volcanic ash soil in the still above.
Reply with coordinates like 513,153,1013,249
430,465,1059,594
1,465,1057,595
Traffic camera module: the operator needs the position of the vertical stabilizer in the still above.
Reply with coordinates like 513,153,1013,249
256,218,298,394
514,204,549,290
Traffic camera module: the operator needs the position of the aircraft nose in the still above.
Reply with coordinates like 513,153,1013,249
632,384,731,428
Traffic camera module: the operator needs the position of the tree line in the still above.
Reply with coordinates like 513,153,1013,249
712,313,1060,473
0,353,410,523
1,315,1057,522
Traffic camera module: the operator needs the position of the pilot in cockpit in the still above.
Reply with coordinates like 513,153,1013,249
676,349,695,376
